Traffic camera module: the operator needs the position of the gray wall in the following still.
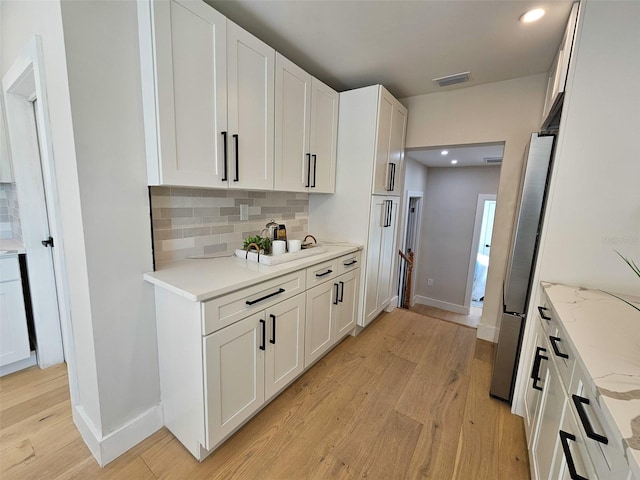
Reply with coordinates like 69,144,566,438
417,166,501,308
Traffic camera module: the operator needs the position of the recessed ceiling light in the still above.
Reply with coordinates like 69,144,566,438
520,8,545,23
451,160,458,165
441,150,448,155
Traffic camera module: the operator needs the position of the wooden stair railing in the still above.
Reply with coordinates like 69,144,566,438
398,250,414,309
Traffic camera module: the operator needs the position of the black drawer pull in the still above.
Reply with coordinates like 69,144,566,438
333,283,339,305
343,259,357,266
315,269,333,278
549,336,569,359
221,131,228,181
233,133,239,182
259,319,266,351
311,154,317,188
538,306,551,320
339,281,344,302
246,288,285,306
305,153,311,188
269,314,276,345
530,346,548,391
572,394,608,444
559,430,588,480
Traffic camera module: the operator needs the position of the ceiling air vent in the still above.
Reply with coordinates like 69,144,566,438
484,157,503,165
432,71,471,88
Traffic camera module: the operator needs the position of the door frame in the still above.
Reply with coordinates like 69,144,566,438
2,36,78,401
464,193,497,309
398,190,423,307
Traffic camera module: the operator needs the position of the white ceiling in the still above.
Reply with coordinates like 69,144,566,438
207,0,574,99
407,143,505,168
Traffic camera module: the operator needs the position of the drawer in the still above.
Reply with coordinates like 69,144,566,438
546,323,576,392
337,251,361,275
306,259,339,288
0,255,21,283
569,363,631,480
202,270,305,335
536,292,553,334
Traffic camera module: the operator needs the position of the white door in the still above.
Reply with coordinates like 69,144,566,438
308,78,338,193
550,410,594,480
227,21,274,190
204,311,265,448
274,53,311,192
265,294,305,400
387,100,407,195
304,281,336,367
0,256,30,367
377,198,397,309
372,90,394,195
334,269,358,340
363,198,384,325
152,0,227,187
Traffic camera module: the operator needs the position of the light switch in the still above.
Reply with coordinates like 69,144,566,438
240,204,249,221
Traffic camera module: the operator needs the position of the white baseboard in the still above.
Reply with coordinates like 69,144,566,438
73,403,163,466
414,295,470,315
384,295,399,312
0,352,37,377
476,324,497,342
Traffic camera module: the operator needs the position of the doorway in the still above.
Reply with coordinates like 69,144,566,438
398,191,423,308
2,36,75,395
466,194,497,309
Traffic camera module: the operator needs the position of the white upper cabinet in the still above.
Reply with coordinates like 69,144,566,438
274,53,338,193
227,21,275,190
372,87,407,196
138,0,227,187
139,1,275,190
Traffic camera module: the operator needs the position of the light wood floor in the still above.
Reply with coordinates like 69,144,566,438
410,304,482,329
0,308,529,479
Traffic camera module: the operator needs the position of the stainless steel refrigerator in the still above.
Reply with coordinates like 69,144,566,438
489,132,555,403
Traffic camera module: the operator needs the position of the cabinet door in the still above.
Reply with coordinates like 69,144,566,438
387,101,407,195
377,198,397,308
274,53,311,192
265,294,305,400
0,279,31,367
204,311,265,448
143,0,227,187
308,78,338,193
304,281,336,367
363,198,384,325
550,408,596,480
227,21,274,190
334,269,359,341
372,89,394,195
524,317,548,445
531,357,566,480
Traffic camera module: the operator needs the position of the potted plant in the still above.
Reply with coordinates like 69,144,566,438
243,235,272,255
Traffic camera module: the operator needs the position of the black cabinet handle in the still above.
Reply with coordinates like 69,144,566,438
305,153,311,188
384,200,392,227
572,394,608,444
538,306,551,320
41,236,54,248
269,314,276,345
387,163,393,191
315,269,333,278
549,336,569,359
390,163,396,191
339,281,344,302
333,283,339,305
259,319,266,351
221,131,228,181
559,431,588,480
344,259,357,267
530,346,548,391
233,134,239,182
245,288,285,306
311,154,317,187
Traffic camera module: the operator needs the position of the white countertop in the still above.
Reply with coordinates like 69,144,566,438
542,282,640,476
0,238,26,255
144,242,362,302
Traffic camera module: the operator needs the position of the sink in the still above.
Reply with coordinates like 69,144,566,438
235,246,326,265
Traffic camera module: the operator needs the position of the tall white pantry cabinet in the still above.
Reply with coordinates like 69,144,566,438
309,85,407,327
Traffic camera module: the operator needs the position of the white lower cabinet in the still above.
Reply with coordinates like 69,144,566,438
305,268,359,367
151,250,361,460
204,294,305,448
0,255,31,370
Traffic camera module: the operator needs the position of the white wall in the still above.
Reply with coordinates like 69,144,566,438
403,156,428,194
401,74,548,340
513,0,640,417
417,166,501,309
1,0,102,435
59,0,161,454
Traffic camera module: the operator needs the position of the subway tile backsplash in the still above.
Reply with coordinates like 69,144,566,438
149,187,309,266
0,183,22,241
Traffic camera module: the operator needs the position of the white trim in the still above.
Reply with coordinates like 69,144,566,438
0,352,37,377
2,37,78,402
414,295,470,315
384,295,399,312
464,194,497,309
476,323,498,342
74,403,163,467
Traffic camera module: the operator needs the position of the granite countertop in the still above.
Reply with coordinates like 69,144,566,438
0,238,26,255
144,242,362,302
542,282,640,476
